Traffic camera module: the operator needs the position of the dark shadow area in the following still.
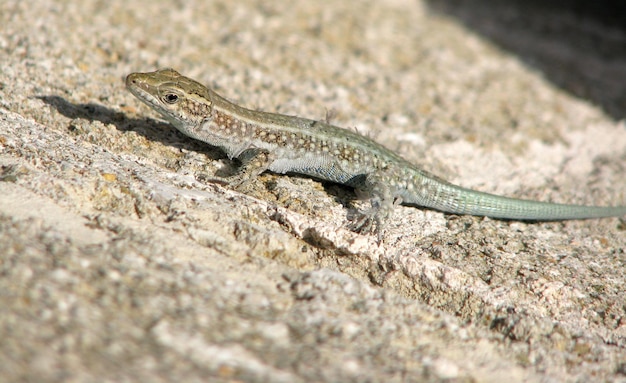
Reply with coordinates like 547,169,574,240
425,0,626,120
37,95,225,159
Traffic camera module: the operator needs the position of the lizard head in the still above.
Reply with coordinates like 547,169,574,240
126,68,213,129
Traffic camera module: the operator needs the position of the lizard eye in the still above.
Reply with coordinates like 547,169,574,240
164,93,179,104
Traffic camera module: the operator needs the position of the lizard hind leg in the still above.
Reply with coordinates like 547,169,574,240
348,173,398,242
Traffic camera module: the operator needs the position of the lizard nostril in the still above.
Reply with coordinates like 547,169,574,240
125,74,139,88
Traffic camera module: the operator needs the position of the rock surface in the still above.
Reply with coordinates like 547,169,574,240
1,0,625,382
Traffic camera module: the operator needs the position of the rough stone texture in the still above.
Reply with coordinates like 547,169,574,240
1,0,626,382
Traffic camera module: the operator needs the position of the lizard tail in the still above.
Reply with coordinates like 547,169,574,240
407,178,626,221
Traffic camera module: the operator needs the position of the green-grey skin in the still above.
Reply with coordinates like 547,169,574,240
126,68,626,236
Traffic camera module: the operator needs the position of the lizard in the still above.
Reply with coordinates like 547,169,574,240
125,68,626,239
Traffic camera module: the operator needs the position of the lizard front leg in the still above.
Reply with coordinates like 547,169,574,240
203,147,274,190
225,147,275,190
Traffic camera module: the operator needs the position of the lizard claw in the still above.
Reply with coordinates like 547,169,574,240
198,174,255,193
348,208,386,244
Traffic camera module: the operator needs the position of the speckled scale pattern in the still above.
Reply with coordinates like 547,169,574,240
211,109,375,167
